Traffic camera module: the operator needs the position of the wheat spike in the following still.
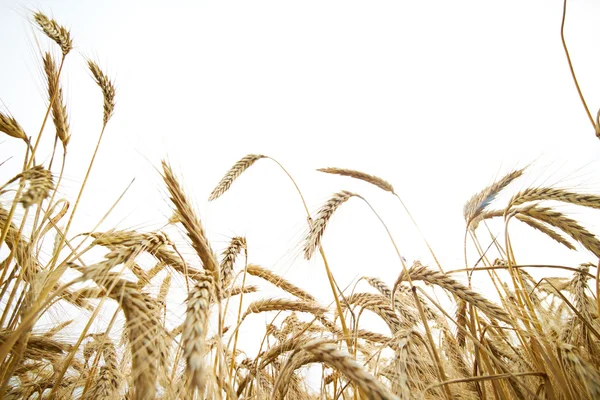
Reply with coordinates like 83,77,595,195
295,339,399,400
88,60,116,126
19,165,54,208
242,298,327,319
162,161,219,272
394,262,512,324
523,206,600,258
43,52,70,149
0,112,28,143
318,167,395,193
463,167,525,226
246,264,316,302
304,190,358,259
208,154,266,201
220,236,246,290
33,12,73,56
183,272,215,393
508,187,600,210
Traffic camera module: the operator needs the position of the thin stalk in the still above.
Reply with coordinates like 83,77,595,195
266,157,353,349
560,0,597,136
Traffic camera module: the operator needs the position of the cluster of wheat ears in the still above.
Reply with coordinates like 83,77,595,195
1,10,600,400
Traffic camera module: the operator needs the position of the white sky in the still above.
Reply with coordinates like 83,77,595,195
1,0,600,325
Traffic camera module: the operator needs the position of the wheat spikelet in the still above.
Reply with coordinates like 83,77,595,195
220,236,246,290
208,154,266,201
162,161,219,273
394,262,512,324
317,167,395,193
183,271,214,393
0,112,28,142
33,12,72,56
463,167,525,226
87,60,115,126
304,190,358,259
522,206,600,258
508,187,600,210
43,52,70,149
242,298,327,319
246,264,316,302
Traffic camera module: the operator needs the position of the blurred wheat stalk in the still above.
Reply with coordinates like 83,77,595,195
0,9,599,400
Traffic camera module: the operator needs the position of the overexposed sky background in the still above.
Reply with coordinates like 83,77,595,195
1,0,600,314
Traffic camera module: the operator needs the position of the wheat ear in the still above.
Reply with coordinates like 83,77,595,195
87,60,115,126
43,52,70,149
304,190,358,259
463,167,525,227
33,12,72,56
162,161,219,272
317,167,395,193
208,154,266,201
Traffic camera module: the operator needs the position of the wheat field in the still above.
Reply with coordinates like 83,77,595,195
1,9,600,400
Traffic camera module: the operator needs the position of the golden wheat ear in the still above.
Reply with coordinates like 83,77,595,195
0,113,28,143
208,154,266,201
87,60,116,127
43,52,70,149
317,167,395,194
463,167,526,228
303,190,358,259
33,12,73,56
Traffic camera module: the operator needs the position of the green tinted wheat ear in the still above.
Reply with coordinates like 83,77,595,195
208,154,266,200
43,52,70,149
317,167,395,193
33,12,72,56
88,60,115,126
304,190,358,259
